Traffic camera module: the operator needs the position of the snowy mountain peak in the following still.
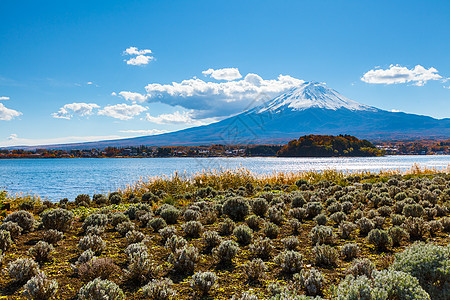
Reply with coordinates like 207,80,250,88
257,81,375,113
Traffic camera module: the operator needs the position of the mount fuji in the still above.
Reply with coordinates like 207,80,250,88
18,82,450,149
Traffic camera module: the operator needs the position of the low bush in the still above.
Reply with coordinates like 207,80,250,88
288,218,302,234
78,278,124,300
110,212,129,227
401,217,429,240
290,207,308,221
22,271,58,300
75,194,91,206
244,258,267,282
218,218,235,236
115,221,135,236
8,258,40,283
367,229,391,250
183,209,200,221
282,236,299,250
213,240,239,264
245,215,261,230
263,222,279,239
160,206,180,224
142,278,177,300
43,229,64,245
346,258,375,278
388,226,409,247
305,202,323,218
355,217,374,236
159,226,176,243
78,257,119,281
168,245,199,274
340,243,359,261
0,230,13,251
191,271,218,295
295,268,324,296
202,230,221,250
313,244,339,267
222,197,250,221
251,198,269,217
390,242,449,299
0,221,23,239
124,243,148,261
148,217,167,232
274,250,303,274
29,241,54,263
310,225,335,245
233,224,252,245
78,234,106,255
124,251,154,285
182,220,204,238
338,222,357,239
165,235,187,253
125,230,146,244
82,213,108,232
268,207,284,225
4,210,35,232
249,237,273,259
314,214,328,226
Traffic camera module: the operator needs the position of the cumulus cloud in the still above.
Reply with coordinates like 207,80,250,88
202,68,242,81
118,91,148,103
123,47,154,66
132,71,304,118
145,111,208,125
0,103,22,120
0,96,10,100
98,103,147,120
51,102,100,120
118,129,169,135
361,64,442,86
124,47,152,55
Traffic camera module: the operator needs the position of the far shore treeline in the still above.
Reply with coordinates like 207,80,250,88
277,134,383,157
1,135,449,159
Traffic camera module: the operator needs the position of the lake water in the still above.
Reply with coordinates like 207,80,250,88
1,156,449,201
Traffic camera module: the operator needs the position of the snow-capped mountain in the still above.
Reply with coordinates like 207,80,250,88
12,82,450,149
255,82,375,113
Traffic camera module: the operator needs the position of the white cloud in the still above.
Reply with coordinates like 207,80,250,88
0,96,10,100
123,47,154,66
361,64,442,86
0,134,129,147
51,102,100,120
124,47,152,56
145,111,208,125
118,129,169,135
0,103,22,120
111,92,117,96
202,68,242,81
98,103,147,120
137,72,304,118
118,91,148,103
87,82,93,85
126,55,154,66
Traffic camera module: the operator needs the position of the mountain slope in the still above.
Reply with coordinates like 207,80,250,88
12,82,450,150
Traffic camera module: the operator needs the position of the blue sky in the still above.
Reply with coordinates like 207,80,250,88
1,0,449,146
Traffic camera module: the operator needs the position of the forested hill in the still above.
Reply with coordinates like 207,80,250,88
277,134,383,157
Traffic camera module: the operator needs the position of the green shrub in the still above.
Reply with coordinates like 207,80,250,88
263,222,279,239
346,258,375,278
29,241,54,263
8,258,39,283
159,226,176,243
340,243,359,261
313,244,339,267
244,258,267,281
165,235,187,253
82,213,108,232
124,242,148,261
356,217,374,236
78,234,106,255
402,203,424,218
245,215,261,230
43,229,64,245
4,210,35,232
109,194,122,205
202,230,221,250
183,209,200,221
274,250,303,273
290,207,308,221
233,224,252,245
0,230,13,251
401,217,429,240
125,230,146,244
310,225,335,245
0,221,22,239
213,240,239,264
160,207,180,224
22,271,58,300
124,251,154,284
40,208,74,232
251,198,269,217
388,226,409,247
78,257,119,281
339,222,357,239
305,202,323,218
295,268,324,296
78,278,124,300
390,242,449,300
168,245,199,274
367,229,391,250
222,197,250,221
148,217,167,232
75,194,91,206
182,221,204,238
218,218,235,236
282,236,299,250
93,194,108,205
115,221,135,236
110,212,129,227
142,278,176,300
191,271,217,295
268,207,284,225
314,214,328,226
141,192,159,203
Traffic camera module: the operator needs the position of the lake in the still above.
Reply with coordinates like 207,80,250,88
1,155,449,201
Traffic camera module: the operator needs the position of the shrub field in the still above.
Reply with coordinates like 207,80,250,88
0,168,449,299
